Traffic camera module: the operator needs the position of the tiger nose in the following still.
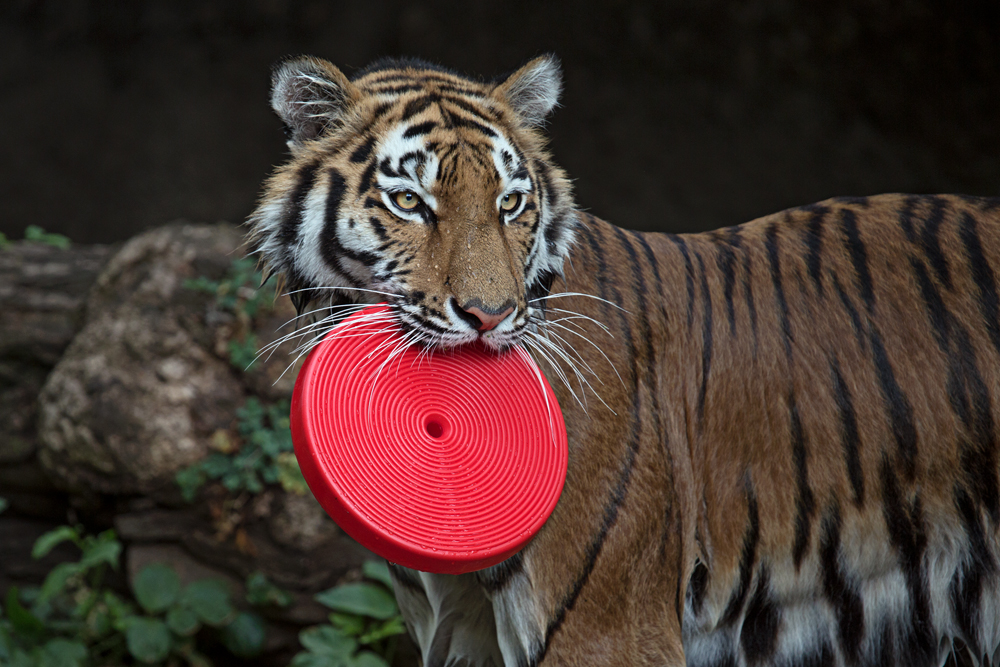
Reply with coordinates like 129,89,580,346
455,300,515,331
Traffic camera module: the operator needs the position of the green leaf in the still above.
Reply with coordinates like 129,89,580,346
126,617,173,664
329,612,365,637
39,638,87,667
315,583,399,620
0,232,10,249
220,611,266,658
202,453,233,478
0,497,8,514
166,605,200,636
5,588,44,641
299,625,357,658
277,452,309,495
86,604,112,637
24,225,70,249
245,571,293,608
349,651,391,667
39,562,82,601
175,465,207,502
32,526,80,559
133,563,181,614
290,652,340,667
358,616,406,645
79,531,122,570
361,561,394,589
103,590,134,627
7,648,34,667
180,580,234,626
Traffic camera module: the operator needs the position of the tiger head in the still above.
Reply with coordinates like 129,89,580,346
248,55,577,350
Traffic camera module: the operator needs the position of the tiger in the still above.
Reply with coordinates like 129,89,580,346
247,53,1000,667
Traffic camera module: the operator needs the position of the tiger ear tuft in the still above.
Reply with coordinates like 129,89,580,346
494,55,562,127
271,56,358,146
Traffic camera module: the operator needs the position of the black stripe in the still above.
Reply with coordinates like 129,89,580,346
765,223,793,360
449,113,498,137
819,503,865,665
349,135,376,163
740,565,780,665
950,484,995,658
541,217,641,659
910,256,1000,520
476,552,524,593
879,457,935,664
898,195,920,243
357,160,377,195
401,120,437,139
278,159,321,249
841,208,875,313
742,249,758,355
695,251,714,428
369,83,424,94
831,271,866,350
804,204,827,295
831,359,865,505
400,94,436,121
868,324,918,480
721,481,759,626
919,196,952,289
634,233,671,351
688,559,709,617
667,234,696,330
319,169,366,287
715,227,740,335
790,393,815,570
441,95,499,123
959,211,1000,358
368,216,388,242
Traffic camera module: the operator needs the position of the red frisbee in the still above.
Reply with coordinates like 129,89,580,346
290,303,568,574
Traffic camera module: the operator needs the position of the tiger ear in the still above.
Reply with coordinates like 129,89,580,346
493,55,562,127
271,56,359,146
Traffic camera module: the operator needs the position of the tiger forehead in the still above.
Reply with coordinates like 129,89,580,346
353,66,493,98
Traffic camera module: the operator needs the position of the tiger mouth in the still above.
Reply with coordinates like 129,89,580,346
391,299,530,353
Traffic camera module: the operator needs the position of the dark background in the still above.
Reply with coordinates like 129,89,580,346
2,0,998,244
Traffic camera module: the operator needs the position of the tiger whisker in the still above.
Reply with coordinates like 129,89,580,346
537,318,625,388
522,334,586,413
514,343,559,447
528,291,628,313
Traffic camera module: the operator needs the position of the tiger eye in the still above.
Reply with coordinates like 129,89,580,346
500,193,522,212
394,191,420,211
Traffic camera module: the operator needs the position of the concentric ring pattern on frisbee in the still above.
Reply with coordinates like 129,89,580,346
290,303,568,574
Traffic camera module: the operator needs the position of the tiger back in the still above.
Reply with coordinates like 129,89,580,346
247,55,1000,666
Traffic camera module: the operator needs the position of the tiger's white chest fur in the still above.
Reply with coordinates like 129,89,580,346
390,563,543,667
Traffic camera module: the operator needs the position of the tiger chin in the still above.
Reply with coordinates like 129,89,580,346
248,54,1000,667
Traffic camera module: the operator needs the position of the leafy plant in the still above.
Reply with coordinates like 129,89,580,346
291,561,405,667
175,397,306,502
185,256,275,370
0,526,266,666
23,225,71,250
0,226,71,251
245,571,293,609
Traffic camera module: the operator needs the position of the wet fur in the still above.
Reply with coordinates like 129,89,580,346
247,56,1000,666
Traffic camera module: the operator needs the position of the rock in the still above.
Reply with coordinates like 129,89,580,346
114,509,199,542
0,241,112,463
36,224,246,495
267,492,339,553
127,543,243,594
